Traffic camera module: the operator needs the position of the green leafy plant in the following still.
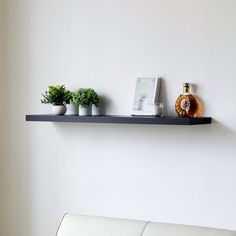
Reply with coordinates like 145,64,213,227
72,88,100,107
91,89,100,107
41,85,71,105
67,91,74,104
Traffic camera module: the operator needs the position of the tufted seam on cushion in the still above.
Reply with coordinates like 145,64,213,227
141,221,151,236
55,213,69,236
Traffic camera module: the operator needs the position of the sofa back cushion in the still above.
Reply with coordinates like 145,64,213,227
56,214,147,236
143,222,236,236
56,214,236,236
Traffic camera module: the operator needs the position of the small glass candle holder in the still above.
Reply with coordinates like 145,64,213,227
152,103,164,117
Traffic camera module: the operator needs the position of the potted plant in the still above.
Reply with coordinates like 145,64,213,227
41,85,70,115
72,88,100,116
91,90,101,116
65,91,78,115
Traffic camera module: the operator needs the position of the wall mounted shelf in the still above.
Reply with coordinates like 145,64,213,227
25,115,211,125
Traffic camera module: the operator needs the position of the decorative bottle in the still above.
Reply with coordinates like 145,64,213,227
175,83,198,117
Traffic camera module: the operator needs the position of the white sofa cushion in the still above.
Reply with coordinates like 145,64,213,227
56,213,236,236
143,222,236,236
56,214,147,236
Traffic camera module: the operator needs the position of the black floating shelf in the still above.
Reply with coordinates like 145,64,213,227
25,115,211,125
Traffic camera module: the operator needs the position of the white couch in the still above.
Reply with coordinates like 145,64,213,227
56,214,236,236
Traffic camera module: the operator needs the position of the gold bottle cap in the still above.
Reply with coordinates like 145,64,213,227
183,83,190,87
183,83,190,93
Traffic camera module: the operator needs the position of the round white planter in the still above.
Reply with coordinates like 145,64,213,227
66,103,78,115
51,105,67,115
92,105,100,116
79,106,92,116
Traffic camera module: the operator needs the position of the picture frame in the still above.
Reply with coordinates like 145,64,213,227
131,77,162,116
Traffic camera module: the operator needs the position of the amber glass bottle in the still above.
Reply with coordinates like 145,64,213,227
175,83,198,117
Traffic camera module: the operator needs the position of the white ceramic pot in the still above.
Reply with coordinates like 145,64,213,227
51,105,67,115
66,103,78,115
79,106,92,116
92,105,100,116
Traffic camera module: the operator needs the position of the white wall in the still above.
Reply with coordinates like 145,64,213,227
0,0,9,235
3,0,236,236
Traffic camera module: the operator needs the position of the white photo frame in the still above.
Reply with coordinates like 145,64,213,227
131,77,162,116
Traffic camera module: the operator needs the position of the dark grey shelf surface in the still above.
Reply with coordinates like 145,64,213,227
25,115,211,125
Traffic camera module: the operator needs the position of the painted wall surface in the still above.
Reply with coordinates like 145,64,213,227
3,0,236,236
0,0,8,235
